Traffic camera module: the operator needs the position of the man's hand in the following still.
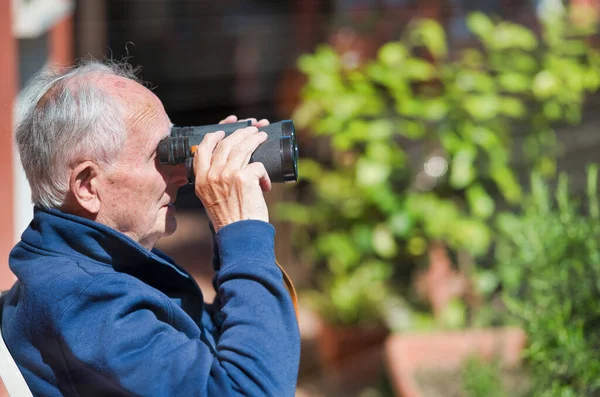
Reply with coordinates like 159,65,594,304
193,115,272,232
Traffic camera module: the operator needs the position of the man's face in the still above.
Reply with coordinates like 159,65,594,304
95,77,187,249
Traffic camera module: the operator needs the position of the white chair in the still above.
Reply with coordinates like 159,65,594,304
0,291,33,397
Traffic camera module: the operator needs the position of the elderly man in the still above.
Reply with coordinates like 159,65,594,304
0,61,300,396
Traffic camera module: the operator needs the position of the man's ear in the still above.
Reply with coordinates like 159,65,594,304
68,161,101,214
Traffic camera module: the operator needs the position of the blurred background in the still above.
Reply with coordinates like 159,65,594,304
3,0,600,396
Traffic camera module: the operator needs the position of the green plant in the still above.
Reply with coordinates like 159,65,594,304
462,356,505,397
462,355,531,397
496,164,600,396
279,11,600,327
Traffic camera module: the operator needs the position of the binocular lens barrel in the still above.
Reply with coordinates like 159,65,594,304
157,120,298,183
170,120,252,138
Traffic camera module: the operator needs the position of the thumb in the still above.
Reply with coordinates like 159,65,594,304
245,162,272,193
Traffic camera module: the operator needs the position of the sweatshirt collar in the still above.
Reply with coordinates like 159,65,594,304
17,206,190,279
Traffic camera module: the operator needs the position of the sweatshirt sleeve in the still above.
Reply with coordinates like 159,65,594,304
213,220,301,394
205,221,223,324
55,220,300,397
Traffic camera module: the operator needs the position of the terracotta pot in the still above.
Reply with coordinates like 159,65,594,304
318,322,390,393
385,327,527,397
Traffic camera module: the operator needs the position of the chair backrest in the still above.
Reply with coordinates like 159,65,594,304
0,291,33,397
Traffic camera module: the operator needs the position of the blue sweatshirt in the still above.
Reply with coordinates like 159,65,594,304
1,207,300,396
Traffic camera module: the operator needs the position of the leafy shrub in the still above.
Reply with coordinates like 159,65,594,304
279,11,600,326
463,356,506,397
496,165,600,396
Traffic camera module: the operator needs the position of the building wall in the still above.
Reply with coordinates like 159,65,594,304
0,0,18,294
0,0,16,390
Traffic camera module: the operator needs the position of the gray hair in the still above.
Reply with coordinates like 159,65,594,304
15,60,141,209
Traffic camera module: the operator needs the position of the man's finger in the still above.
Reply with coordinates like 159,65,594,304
245,162,272,193
242,118,258,125
193,130,225,180
210,127,258,170
219,115,238,124
256,119,270,128
226,131,267,171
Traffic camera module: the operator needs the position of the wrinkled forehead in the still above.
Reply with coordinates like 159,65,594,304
96,75,158,115
97,75,171,146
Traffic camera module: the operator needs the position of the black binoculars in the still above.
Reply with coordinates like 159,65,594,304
157,120,298,183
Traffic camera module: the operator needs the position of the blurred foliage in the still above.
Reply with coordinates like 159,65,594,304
279,11,600,326
463,356,506,397
462,355,531,397
495,164,600,396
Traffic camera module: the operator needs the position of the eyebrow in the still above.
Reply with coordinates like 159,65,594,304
150,123,174,160
160,122,174,141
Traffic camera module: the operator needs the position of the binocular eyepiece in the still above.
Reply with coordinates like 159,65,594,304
157,120,298,183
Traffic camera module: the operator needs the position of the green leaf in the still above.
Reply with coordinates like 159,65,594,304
491,166,522,203
365,184,403,214
351,224,373,253
395,97,425,118
456,70,496,93
470,126,500,150
410,19,448,59
331,94,365,120
318,172,355,201
543,101,562,121
311,72,344,94
459,49,485,68
511,52,538,72
404,58,436,81
450,147,477,189
356,158,392,187
499,97,526,118
466,184,495,219
491,23,538,51
389,211,413,237
584,68,600,91
298,45,340,74
372,224,398,258
274,203,315,225
474,270,500,296
464,95,499,120
378,42,408,67
397,120,426,139
367,119,395,140
467,12,495,42
317,232,361,272
533,71,560,98
365,141,402,166
297,158,324,182
495,212,521,236
366,63,390,85
292,100,322,129
498,72,531,93
453,219,491,255
438,298,467,329
337,119,395,149
407,236,427,256
422,98,448,121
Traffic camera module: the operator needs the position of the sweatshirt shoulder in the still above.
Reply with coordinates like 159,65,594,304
14,255,160,323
